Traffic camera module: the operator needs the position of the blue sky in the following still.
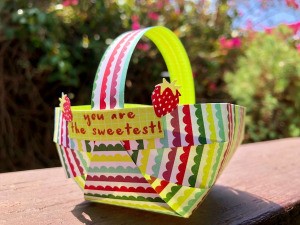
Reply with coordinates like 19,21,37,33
232,1,300,30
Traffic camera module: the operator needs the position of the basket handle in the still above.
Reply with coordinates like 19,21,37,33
91,26,195,110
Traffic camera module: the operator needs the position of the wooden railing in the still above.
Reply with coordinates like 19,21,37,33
1,138,299,224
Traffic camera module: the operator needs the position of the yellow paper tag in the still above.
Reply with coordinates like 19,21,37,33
67,106,163,141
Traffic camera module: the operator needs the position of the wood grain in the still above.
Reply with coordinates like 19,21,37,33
1,138,299,225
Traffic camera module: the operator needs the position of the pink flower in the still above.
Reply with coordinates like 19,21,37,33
297,44,300,53
131,21,140,30
287,21,300,34
137,43,150,51
285,0,299,9
156,0,168,9
264,27,273,34
246,20,253,30
219,37,241,49
131,15,139,22
131,15,140,30
175,8,181,15
219,37,227,47
208,82,217,91
148,12,159,21
231,37,241,48
62,0,78,6
264,21,300,35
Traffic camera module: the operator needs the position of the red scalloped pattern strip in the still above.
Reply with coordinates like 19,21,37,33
86,175,148,183
85,185,157,193
64,147,77,177
71,149,84,175
162,147,177,181
66,121,71,149
121,140,131,150
182,105,194,146
237,108,245,148
146,176,157,185
176,146,191,185
170,108,181,147
218,104,233,173
60,113,64,145
154,179,169,194
99,32,132,109
110,31,140,108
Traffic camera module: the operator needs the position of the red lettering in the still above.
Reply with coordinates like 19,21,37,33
83,114,91,126
111,113,117,120
84,113,104,126
111,112,136,120
80,128,86,134
71,122,75,133
97,114,104,120
119,112,126,119
116,128,124,135
142,126,148,134
71,122,85,134
97,129,105,135
158,121,162,133
107,129,114,135
124,123,132,135
133,127,141,134
128,112,135,119
149,121,156,133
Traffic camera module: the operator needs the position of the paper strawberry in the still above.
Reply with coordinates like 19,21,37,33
151,78,181,117
59,93,73,121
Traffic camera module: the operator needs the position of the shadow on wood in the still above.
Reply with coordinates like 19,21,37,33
71,185,287,225
1,139,299,224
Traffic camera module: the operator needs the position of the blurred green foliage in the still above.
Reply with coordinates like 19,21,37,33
122,0,241,103
1,0,239,104
1,0,299,171
225,26,300,141
0,0,238,171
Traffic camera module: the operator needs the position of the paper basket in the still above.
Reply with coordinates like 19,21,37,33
53,26,245,218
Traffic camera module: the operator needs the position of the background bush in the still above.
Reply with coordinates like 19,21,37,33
0,0,237,172
0,0,299,172
225,26,300,141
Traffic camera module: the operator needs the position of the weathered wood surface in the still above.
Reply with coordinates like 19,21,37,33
1,138,299,225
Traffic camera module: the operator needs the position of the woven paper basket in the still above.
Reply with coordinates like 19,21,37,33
53,26,245,218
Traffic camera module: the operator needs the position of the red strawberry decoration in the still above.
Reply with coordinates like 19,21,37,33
151,78,181,117
59,93,73,121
